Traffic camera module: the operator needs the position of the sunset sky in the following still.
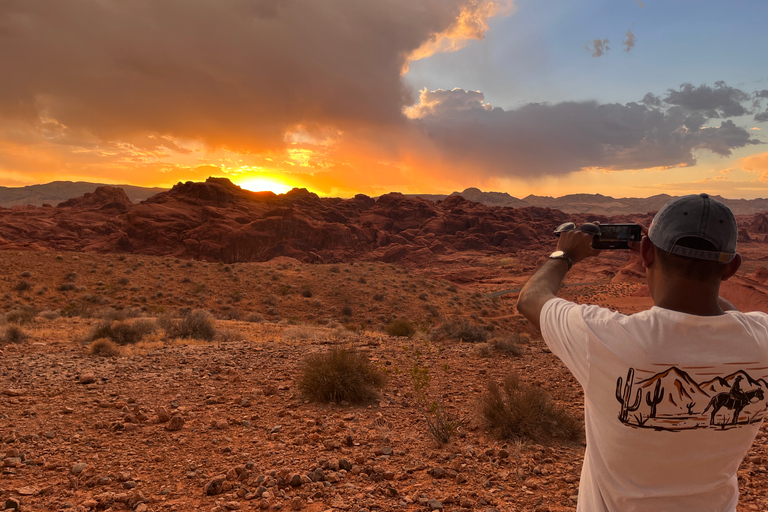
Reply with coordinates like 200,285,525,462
1,0,768,198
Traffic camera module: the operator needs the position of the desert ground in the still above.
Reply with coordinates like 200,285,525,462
2,243,768,512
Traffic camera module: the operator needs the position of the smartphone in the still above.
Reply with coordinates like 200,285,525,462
592,223,642,250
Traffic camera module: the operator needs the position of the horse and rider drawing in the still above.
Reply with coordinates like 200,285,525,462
616,367,768,431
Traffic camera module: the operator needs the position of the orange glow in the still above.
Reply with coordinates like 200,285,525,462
237,177,293,195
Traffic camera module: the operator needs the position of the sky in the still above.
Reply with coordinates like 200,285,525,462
1,0,768,199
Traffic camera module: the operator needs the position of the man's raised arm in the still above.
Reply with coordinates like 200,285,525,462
517,229,599,331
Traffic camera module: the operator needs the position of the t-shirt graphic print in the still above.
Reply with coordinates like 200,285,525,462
616,365,768,431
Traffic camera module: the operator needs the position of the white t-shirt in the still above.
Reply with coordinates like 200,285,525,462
541,298,768,512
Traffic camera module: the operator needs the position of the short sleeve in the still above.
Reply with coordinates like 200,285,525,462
540,297,590,388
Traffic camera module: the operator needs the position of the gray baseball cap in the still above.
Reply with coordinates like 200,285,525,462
648,193,737,263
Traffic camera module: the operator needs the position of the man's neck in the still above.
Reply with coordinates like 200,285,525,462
652,279,724,316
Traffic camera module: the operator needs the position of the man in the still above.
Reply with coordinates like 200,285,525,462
517,193,768,511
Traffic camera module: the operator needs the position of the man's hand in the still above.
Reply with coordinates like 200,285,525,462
517,225,599,331
556,227,600,264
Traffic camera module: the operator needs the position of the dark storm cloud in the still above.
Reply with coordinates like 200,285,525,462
756,112,768,123
664,82,750,118
0,0,483,152
408,88,762,176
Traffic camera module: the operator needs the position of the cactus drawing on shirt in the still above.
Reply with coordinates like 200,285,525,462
615,367,642,423
615,365,768,431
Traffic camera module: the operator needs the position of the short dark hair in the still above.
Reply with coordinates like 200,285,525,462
654,236,727,280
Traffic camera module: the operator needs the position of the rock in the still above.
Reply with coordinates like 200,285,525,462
71,462,87,475
204,475,227,495
290,497,306,510
155,406,172,423
427,499,443,511
78,373,96,384
166,415,185,431
428,466,447,479
4,498,21,510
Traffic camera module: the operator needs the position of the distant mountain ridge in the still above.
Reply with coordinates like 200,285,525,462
0,181,166,207
409,188,768,216
4,181,768,215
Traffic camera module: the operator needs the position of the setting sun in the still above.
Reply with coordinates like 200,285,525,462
238,178,293,195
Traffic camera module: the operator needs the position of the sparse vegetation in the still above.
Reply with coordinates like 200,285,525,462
433,318,489,343
385,318,416,338
480,373,582,443
89,338,122,357
6,306,37,325
161,309,216,341
298,347,385,404
479,334,527,357
283,325,324,341
1,325,28,345
14,280,32,292
88,319,157,345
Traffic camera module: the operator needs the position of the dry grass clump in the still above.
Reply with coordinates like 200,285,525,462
160,309,216,341
479,373,582,443
245,313,265,323
298,347,385,404
6,306,37,325
38,310,61,320
433,319,489,343
479,334,527,357
89,338,122,357
385,318,415,337
283,325,324,341
1,325,28,345
89,319,157,345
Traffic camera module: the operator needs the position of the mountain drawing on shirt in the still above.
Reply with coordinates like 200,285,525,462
616,366,768,431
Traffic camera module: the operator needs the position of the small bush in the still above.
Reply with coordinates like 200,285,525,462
38,310,61,320
283,325,323,341
372,293,385,302
245,313,264,323
6,306,37,325
479,374,582,443
301,286,313,298
489,335,526,357
164,309,216,341
385,318,416,338
20,271,32,278
1,325,28,345
341,306,353,317
89,319,157,345
433,319,488,343
58,283,77,292
298,347,385,404
90,338,122,357
14,280,32,292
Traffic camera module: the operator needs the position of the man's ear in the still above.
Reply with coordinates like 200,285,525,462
721,253,742,281
640,237,655,268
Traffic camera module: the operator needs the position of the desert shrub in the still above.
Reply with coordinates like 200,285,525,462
372,293,384,302
432,319,488,343
14,280,32,292
66,272,78,281
6,306,37,325
479,374,582,443
38,310,61,320
89,319,157,345
298,347,385,404
341,305,353,316
20,271,32,278
488,335,526,357
245,313,264,323
163,309,216,341
301,286,313,298
58,283,77,292
283,325,323,341
1,325,28,345
217,328,244,343
89,338,122,357
385,318,416,338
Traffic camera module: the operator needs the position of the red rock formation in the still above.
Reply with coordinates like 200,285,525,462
1,178,766,267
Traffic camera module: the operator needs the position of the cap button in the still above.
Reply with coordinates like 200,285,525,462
700,193,709,198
